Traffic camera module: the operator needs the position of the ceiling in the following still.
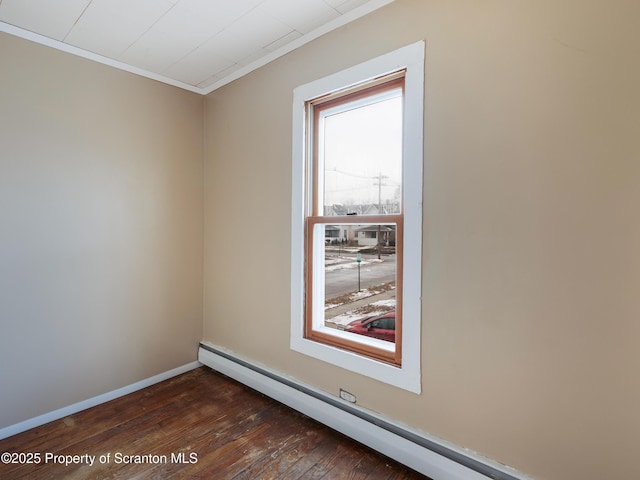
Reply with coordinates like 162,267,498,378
0,0,392,95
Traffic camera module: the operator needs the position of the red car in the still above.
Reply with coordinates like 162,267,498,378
345,311,395,343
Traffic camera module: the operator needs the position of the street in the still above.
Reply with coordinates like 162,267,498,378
324,252,396,299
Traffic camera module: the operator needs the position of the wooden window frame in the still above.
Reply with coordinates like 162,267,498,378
304,74,405,366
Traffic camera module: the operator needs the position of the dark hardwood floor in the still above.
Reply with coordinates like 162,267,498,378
0,367,430,479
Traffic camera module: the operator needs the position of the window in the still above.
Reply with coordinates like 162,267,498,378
305,72,404,366
291,42,424,393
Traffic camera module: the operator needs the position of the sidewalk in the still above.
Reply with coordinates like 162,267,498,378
324,289,395,329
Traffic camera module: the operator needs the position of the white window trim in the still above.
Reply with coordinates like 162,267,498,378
290,41,424,393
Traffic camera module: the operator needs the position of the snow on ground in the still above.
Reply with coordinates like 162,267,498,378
370,299,395,308
325,293,395,328
330,310,387,328
324,257,345,266
350,289,380,300
324,287,380,310
324,258,381,272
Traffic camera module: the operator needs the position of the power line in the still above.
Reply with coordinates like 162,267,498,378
326,168,399,185
326,168,379,180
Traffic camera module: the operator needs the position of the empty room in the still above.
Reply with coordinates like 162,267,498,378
1,1,638,479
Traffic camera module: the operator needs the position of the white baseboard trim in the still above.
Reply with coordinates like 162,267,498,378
198,342,532,480
0,361,201,441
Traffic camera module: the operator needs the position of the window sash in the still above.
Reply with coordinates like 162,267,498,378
305,214,403,365
309,76,405,218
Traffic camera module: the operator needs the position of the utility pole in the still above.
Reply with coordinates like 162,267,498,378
328,168,392,259
374,172,388,260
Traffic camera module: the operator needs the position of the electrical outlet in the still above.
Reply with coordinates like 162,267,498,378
339,388,357,403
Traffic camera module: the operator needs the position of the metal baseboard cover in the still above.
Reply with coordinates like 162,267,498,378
198,342,527,480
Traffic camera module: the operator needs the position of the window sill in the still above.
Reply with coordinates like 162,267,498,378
311,325,396,354
290,330,420,393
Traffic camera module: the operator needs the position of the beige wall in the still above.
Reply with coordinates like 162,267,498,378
1,1,636,478
203,1,640,479
0,33,204,428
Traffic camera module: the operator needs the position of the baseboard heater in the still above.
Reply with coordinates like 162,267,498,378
198,343,529,480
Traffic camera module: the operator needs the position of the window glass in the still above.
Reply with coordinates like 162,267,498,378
321,223,397,343
320,93,403,215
